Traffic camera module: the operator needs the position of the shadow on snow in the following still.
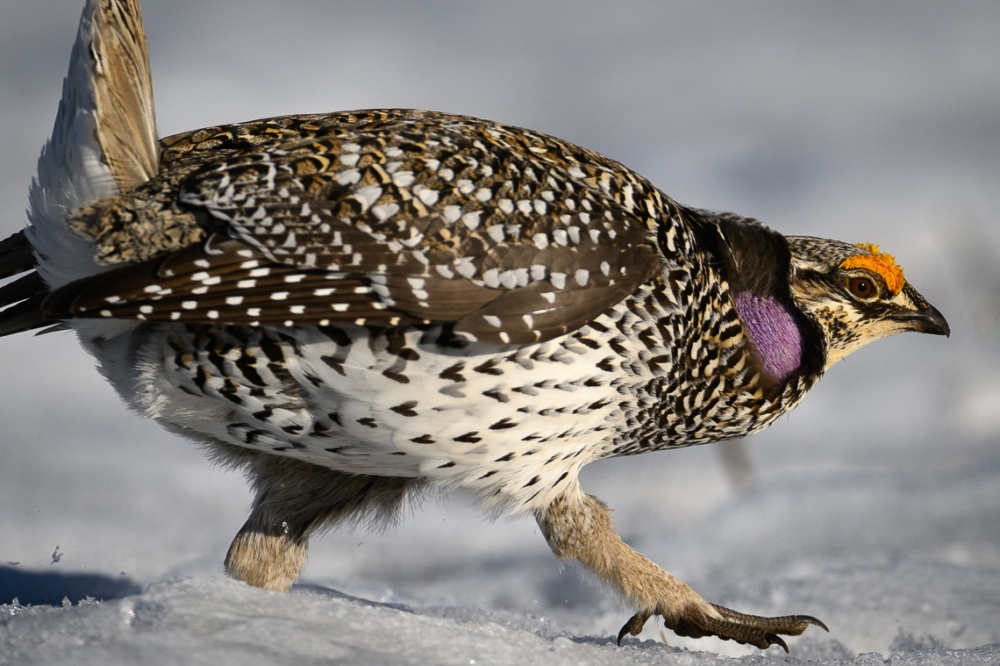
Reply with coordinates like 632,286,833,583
0,565,142,606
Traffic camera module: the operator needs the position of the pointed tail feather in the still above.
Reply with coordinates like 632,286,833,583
89,0,159,192
0,230,49,337
0,230,36,280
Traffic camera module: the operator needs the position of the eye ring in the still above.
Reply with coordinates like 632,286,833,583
848,276,877,299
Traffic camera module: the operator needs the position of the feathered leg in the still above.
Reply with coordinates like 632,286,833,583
535,483,826,650
224,452,417,592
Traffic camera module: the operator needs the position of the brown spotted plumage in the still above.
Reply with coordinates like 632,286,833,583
0,0,949,652
56,110,662,346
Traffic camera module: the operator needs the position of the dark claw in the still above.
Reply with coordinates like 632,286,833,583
616,611,650,646
767,634,789,652
800,615,829,633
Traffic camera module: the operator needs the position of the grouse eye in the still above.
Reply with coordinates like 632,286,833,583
848,276,877,299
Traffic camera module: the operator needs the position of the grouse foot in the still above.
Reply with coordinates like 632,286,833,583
617,603,828,650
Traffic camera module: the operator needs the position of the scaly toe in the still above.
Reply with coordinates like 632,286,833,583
665,603,828,651
711,604,829,636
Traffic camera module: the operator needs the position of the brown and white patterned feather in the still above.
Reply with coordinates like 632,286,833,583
89,0,159,192
50,111,668,344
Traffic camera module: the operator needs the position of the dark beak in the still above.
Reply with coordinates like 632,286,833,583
893,303,950,337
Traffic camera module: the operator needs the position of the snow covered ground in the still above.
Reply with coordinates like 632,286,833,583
1,2,998,664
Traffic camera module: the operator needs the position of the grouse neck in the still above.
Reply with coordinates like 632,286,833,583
732,292,803,382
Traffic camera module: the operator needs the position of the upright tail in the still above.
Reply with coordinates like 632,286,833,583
74,0,159,193
2,0,159,335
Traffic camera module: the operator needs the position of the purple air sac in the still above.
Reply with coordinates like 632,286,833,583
732,292,803,382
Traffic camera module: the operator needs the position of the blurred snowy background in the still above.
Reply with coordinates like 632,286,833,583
1,2,998,664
